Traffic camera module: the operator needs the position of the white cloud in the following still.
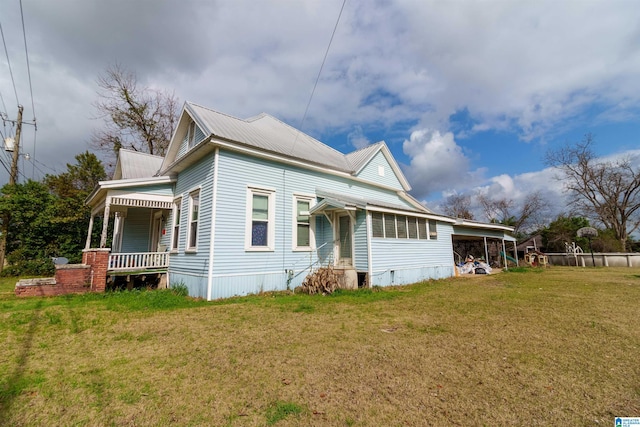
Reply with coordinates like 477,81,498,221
347,126,371,150
1,0,639,189
402,129,483,198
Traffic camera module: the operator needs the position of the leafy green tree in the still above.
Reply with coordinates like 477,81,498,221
0,152,107,276
541,215,590,252
0,180,56,275
44,151,107,263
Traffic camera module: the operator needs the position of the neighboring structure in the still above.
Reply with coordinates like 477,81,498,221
85,102,517,299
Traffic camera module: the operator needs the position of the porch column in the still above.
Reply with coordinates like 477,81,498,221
512,241,519,266
99,197,111,248
85,215,95,250
502,239,508,269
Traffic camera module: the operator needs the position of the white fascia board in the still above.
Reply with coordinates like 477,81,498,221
455,220,515,233
366,205,457,222
85,176,175,206
379,143,411,191
98,175,175,189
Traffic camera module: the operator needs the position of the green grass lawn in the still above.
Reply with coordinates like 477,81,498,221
1,267,639,426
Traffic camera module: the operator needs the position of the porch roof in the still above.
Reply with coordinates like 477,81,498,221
312,190,434,217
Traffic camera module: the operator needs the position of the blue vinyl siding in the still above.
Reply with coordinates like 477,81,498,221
116,184,173,196
354,150,403,190
206,149,408,298
177,123,207,159
369,221,455,286
354,211,368,271
167,148,457,299
167,151,215,297
121,208,150,252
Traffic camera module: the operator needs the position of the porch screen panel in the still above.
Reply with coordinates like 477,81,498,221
429,219,438,240
252,194,269,246
408,217,418,239
384,214,396,238
339,215,351,258
397,215,407,238
372,212,384,238
418,218,428,240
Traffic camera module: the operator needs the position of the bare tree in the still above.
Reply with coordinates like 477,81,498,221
477,190,547,235
93,63,179,162
545,134,640,251
442,193,474,220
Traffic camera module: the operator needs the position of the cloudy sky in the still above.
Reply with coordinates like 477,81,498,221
1,0,639,222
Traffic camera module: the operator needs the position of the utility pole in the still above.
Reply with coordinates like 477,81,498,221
9,105,24,185
0,105,24,271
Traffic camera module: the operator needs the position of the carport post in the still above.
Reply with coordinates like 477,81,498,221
483,237,489,263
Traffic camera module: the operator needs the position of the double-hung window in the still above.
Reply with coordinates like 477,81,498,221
293,196,314,250
171,198,182,251
187,190,199,250
246,187,275,251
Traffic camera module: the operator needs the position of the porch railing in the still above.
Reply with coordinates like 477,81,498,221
108,252,169,272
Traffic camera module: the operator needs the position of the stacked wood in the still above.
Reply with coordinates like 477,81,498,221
298,266,340,295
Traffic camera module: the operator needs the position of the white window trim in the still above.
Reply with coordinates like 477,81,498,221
245,186,276,252
171,197,182,253
292,194,316,251
186,189,200,252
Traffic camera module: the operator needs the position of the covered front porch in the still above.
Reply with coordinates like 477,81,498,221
84,176,175,277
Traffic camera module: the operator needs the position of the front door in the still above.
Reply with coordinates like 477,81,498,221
150,212,164,252
337,214,353,267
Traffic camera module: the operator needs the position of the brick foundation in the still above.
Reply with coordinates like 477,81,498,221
15,248,111,297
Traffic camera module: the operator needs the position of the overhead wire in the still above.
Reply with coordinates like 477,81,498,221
19,0,37,179
300,0,347,132
290,0,347,154
0,20,20,106
19,0,35,123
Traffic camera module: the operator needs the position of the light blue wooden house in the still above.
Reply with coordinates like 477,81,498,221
85,102,517,299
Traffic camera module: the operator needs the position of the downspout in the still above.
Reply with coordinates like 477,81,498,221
366,210,373,288
207,147,220,301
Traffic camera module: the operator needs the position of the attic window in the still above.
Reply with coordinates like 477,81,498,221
187,121,196,148
378,165,385,177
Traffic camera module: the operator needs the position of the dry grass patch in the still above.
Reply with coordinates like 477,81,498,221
1,267,639,425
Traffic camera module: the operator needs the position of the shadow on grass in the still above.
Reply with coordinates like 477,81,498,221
0,289,44,419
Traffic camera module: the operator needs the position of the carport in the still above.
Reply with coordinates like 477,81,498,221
451,220,518,269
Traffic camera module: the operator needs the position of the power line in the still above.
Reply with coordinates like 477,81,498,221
0,90,7,116
299,0,347,132
0,20,20,106
20,0,37,179
291,0,347,155
19,0,36,124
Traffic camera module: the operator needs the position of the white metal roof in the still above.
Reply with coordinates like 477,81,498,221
186,103,352,172
114,149,164,180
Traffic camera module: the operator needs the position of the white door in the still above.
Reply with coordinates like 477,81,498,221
150,212,164,252
337,214,353,267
